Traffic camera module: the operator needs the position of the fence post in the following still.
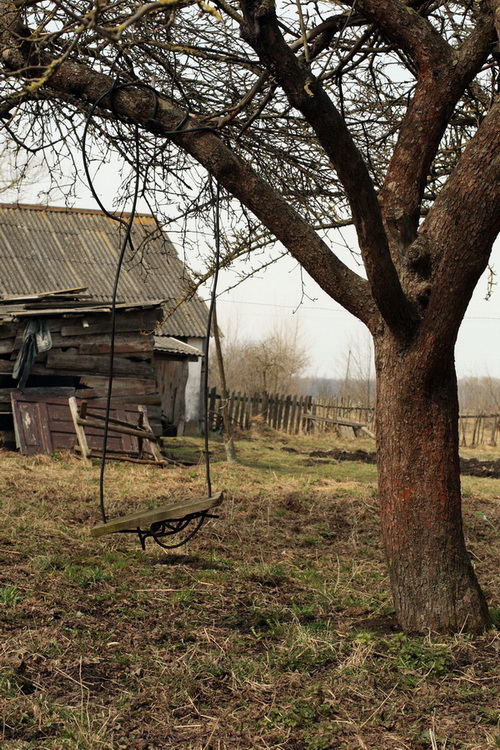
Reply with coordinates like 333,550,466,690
301,395,311,433
242,393,250,429
283,395,292,433
471,415,481,447
261,391,269,422
208,386,217,431
460,415,467,447
295,395,302,434
227,391,236,427
270,393,278,429
276,393,285,431
231,391,240,427
489,415,498,447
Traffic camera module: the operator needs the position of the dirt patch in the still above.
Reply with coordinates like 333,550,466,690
459,456,500,478
351,614,401,634
309,448,377,463
301,446,500,478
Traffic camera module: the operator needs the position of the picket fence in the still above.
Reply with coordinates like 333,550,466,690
207,388,375,435
207,388,500,445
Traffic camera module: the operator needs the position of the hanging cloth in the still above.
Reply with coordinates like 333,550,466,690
13,318,52,391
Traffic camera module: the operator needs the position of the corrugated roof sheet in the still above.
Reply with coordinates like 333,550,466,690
0,204,209,338
154,336,204,356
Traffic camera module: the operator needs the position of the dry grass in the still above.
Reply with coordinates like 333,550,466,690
0,431,499,749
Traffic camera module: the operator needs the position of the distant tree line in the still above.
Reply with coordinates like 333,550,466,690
458,377,500,414
212,328,500,415
210,323,309,396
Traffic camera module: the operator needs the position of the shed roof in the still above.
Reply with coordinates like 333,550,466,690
0,203,208,338
154,336,204,357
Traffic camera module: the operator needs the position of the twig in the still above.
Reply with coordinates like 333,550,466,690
358,685,397,729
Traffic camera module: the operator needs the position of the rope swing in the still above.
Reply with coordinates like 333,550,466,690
82,82,224,549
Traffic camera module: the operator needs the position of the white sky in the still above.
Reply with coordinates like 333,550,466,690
213,243,500,380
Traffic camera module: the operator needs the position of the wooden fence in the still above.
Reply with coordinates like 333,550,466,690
207,388,375,436
207,389,500,445
459,413,500,447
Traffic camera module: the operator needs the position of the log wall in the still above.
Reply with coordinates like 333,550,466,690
0,308,164,447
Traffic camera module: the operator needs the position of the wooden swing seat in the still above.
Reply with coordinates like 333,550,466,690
90,490,224,537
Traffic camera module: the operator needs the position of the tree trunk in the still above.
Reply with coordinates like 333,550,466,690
375,335,490,633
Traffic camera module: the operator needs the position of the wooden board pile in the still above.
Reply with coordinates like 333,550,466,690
0,287,163,447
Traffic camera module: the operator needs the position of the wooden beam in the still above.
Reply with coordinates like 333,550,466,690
0,338,15,354
137,405,164,462
68,396,92,465
77,416,157,441
10,332,154,352
60,310,161,337
73,446,166,465
78,376,158,396
90,490,224,537
78,340,154,355
1,286,89,302
47,351,154,379
0,324,20,339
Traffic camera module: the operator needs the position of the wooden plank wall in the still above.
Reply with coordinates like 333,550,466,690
0,308,162,446
154,357,188,435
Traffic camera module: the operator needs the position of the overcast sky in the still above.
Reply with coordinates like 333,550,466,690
213,241,500,381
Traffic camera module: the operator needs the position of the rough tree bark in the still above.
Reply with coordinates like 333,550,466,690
375,333,490,632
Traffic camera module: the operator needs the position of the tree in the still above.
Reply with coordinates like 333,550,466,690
339,334,375,407
216,321,309,395
1,0,499,632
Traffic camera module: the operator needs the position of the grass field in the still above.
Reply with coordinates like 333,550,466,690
0,429,499,749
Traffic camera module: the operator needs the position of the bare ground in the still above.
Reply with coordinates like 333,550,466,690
297,446,500,479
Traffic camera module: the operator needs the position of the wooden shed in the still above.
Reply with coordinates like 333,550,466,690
0,204,210,445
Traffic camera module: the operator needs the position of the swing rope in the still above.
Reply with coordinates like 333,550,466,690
203,178,222,498
81,86,143,524
82,81,223,545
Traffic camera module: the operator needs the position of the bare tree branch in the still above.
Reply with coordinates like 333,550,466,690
240,0,417,336
13,61,377,326
379,2,495,278
350,0,452,70
418,94,500,361
490,0,500,41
